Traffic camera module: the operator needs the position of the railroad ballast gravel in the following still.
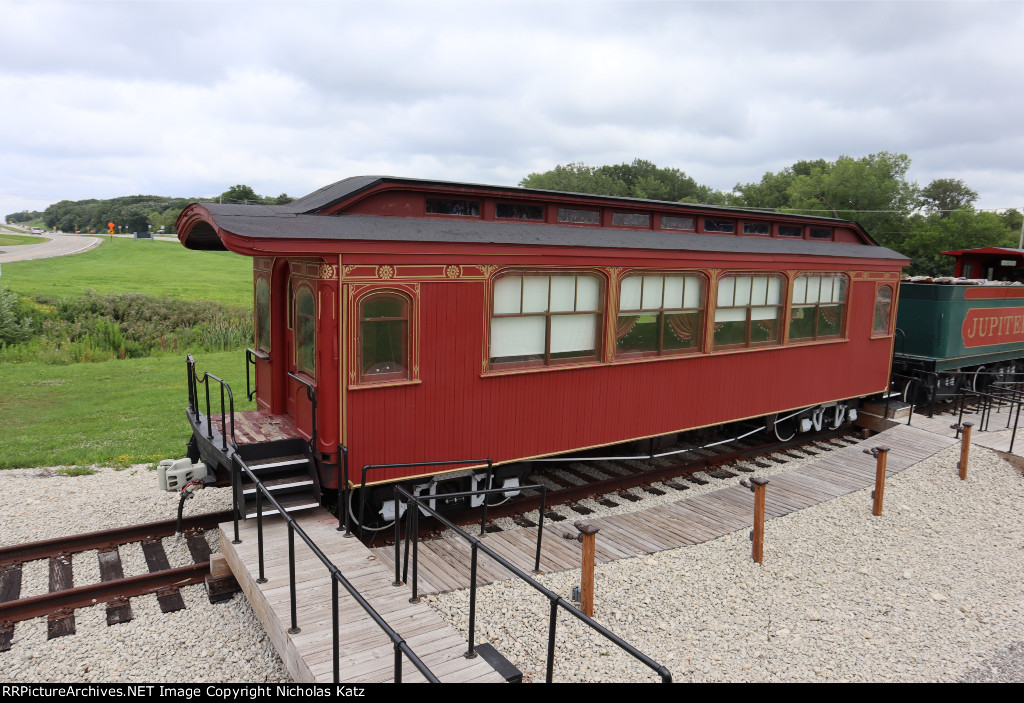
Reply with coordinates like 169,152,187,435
1,441,1022,683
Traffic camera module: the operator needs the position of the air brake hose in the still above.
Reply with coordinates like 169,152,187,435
176,478,204,534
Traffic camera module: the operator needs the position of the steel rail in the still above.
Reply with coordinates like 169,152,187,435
0,563,208,624
0,510,232,567
443,427,857,527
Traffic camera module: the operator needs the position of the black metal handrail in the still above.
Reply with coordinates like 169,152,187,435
287,372,318,455
231,454,440,683
351,459,498,539
954,384,1024,452
394,485,672,684
186,354,237,451
245,348,269,402
393,483,549,596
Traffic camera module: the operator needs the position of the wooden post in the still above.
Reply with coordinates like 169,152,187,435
959,421,974,480
575,521,599,617
751,478,769,564
871,446,891,517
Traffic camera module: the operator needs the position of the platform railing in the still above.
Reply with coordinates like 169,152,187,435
231,454,440,684
393,484,672,684
186,353,237,451
245,348,269,402
350,459,500,540
393,482,549,597
954,384,1024,452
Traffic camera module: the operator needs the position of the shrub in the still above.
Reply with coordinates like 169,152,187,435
0,290,253,364
0,286,35,345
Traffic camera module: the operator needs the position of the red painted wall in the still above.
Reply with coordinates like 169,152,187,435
343,276,892,485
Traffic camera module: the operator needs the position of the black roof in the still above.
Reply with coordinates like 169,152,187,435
181,176,907,262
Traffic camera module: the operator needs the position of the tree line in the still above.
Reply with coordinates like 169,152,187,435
7,185,293,236
12,158,1020,276
520,154,1022,276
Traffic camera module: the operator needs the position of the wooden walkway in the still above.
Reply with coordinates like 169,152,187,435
902,403,1024,454
220,511,506,683
370,424,959,595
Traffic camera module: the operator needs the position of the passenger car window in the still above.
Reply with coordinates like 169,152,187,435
616,274,705,357
490,273,603,367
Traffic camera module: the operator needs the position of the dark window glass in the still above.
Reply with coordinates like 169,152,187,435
255,278,271,352
426,198,479,216
809,227,833,240
704,219,736,233
557,208,600,224
661,216,695,231
295,288,315,375
743,222,770,235
778,225,803,238
359,293,409,382
612,212,650,227
496,203,544,220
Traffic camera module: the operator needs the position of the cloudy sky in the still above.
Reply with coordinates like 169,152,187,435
1,0,1021,217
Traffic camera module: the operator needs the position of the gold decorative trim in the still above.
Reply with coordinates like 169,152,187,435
319,264,338,280
343,264,498,282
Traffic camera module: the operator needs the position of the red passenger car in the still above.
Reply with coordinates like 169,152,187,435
177,176,907,525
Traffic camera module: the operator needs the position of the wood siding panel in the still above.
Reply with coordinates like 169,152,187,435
346,277,894,483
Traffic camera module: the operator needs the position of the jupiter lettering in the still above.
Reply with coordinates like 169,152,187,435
961,307,1024,348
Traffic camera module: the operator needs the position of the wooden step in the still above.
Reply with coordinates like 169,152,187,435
244,491,320,519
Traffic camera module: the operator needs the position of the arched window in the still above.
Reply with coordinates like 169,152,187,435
359,292,410,382
873,285,894,336
790,273,849,341
255,277,271,352
489,272,603,367
295,286,315,376
616,273,705,357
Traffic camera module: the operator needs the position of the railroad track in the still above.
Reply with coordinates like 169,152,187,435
429,427,865,535
0,510,233,651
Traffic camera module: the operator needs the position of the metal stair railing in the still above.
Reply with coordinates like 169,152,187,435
393,482,549,596
231,454,440,684
347,459,503,539
187,353,237,451
245,348,269,402
393,484,672,684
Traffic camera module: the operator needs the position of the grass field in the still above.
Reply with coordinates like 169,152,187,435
0,350,256,469
0,233,40,246
0,236,256,469
0,236,253,306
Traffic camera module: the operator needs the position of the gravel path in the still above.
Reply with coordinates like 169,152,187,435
425,442,1024,683
1,438,1022,683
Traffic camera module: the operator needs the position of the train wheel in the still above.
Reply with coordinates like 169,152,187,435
972,366,986,393
346,489,397,532
828,404,847,430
